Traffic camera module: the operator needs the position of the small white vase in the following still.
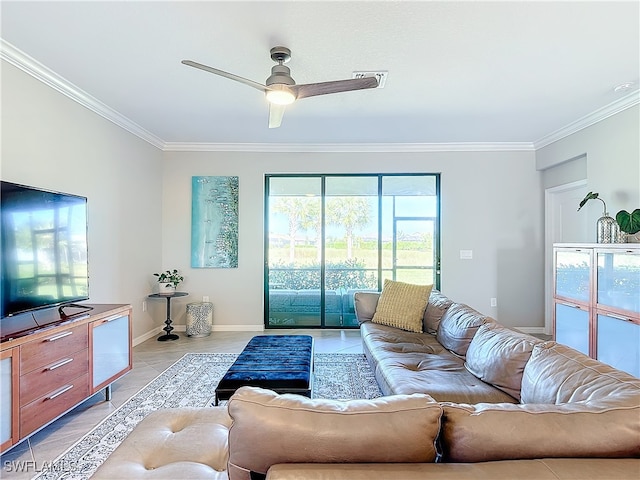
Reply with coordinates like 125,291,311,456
158,282,175,295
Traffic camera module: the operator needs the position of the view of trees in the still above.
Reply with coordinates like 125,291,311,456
271,197,320,262
325,197,371,259
270,194,434,279
271,196,373,261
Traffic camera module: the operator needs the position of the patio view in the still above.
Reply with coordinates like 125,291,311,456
265,174,440,327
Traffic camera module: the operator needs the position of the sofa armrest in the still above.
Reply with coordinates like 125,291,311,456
354,292,380,323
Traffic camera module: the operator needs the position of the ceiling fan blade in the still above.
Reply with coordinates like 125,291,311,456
268,103,286,128
292,76,378,100
181,60,266,92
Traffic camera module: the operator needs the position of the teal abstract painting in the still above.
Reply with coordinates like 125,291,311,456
191,176,239,268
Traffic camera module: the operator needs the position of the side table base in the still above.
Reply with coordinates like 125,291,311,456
158,333,179,341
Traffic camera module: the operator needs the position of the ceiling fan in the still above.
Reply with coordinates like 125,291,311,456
182,46,379,128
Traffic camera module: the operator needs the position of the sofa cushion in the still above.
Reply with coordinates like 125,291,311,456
266,459,640,480
436,303,492,357
91,407,232,480
521,342,640,407
464,323,542,401
441,402,640,463
361,322,445,365
373,354,517,404
227,386,442,479
355,290,453,334
423,290,453,334
354,291,380,323
371,280,433,333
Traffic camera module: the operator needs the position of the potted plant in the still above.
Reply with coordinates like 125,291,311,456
154,269,184,294
577,191,608,213
577,192,620,243
616,209,640,242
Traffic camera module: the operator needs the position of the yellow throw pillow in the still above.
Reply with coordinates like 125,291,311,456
372,280,433,333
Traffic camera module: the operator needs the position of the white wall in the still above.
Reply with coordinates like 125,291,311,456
537,105,640,242
12,63,637,338
1,61,163,342
162,149,544,331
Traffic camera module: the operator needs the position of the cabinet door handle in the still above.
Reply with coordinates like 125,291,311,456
605,313,632,322
46,358,73,371
45,331,73,342
47,384,73,400
562,302,580,309
94,315,123,327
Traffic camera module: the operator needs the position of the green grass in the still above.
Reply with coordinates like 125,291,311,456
269,246,433,268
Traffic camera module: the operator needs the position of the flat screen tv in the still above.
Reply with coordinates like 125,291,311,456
1,181,89,319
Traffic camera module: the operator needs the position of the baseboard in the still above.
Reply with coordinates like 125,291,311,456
212,324,265,332
133,327,163,346
164,324,264,332
134,324,264,345
515,326,547,335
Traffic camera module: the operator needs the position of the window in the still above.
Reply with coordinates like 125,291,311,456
265,174,440,328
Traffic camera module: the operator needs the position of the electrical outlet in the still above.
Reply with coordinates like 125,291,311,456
460,250,473,260
142,301,147,312
490,298,497,307
203,296,210,302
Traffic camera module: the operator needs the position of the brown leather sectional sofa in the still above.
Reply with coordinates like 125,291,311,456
93,290,640,480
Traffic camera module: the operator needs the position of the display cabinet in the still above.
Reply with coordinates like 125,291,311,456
553,244,639,377
0,304,132,453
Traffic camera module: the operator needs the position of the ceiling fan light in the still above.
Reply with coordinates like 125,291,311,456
266,87,296,105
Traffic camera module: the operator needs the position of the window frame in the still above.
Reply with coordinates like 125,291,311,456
264,173,441,328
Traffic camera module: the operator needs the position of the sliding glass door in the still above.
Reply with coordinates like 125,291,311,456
265,174,439,328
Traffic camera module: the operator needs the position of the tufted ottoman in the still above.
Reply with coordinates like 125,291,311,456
91,407,232,480
214,335,314,405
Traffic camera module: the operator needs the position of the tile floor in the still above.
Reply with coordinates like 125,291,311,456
1,329,363,480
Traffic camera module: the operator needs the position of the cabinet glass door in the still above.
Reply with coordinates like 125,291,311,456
554,303,589,355
597,313,640,377
0,355,12,446
92,316,130,389
596,251,640,314
555,250,591,303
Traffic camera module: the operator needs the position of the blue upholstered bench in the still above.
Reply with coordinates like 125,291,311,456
214,335,314,405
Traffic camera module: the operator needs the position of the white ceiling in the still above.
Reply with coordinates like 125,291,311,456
1,1,639,148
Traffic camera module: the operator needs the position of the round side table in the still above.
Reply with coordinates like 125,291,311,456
148,292,189,341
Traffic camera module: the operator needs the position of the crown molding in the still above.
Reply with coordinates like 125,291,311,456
3,39,635,154
162,142,535,153
0,39,165,149
534,89,640,149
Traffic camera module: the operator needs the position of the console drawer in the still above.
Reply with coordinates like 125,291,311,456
20,324,88,374
19,349,89,406
20,373,89,437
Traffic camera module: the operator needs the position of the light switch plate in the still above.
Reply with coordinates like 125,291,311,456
460,250,473,260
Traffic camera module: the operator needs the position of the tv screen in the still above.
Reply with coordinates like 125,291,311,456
1,181,89,319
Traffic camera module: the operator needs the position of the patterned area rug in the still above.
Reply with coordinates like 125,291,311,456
33,352,381,480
